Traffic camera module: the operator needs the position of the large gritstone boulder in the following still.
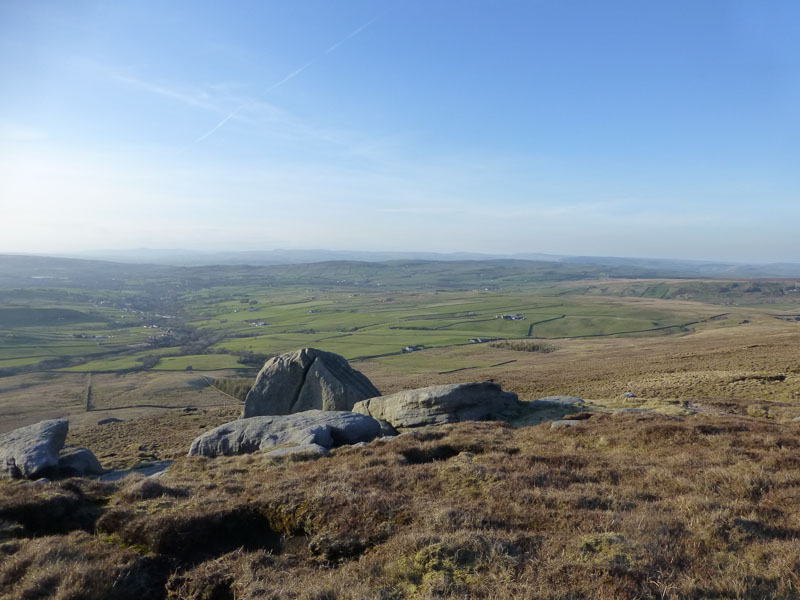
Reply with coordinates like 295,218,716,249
243,348,381,417
188,410,382,458
57,447,104,477
0,419,69,479
352,382,520,430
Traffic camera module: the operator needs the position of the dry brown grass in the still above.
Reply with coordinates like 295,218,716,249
6,414,800,598
488,340,556,353
0,531,171,600
0,370,241,435
66,406,241,470
360,315,800,414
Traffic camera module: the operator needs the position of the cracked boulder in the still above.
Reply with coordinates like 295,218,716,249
242,348,381,417
353,382,520,429
188,410,381,457
0,419,68,479
58,447,104,477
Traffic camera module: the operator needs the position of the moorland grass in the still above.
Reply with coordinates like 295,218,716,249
5,415,800,598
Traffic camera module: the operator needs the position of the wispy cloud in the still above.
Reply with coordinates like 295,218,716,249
194,111,238,143
325,15,382,54
194,14,381,144
107,68,359,151
110,73,228,115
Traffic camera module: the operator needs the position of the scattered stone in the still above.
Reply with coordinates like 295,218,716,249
0,419,68,479
99,460,174,482
19,477,51,488
188,410,382,458
614,408,651,415
58,447,103,477
623,392,637,398
529,396,585,407
551,420,584,430
243,348,381,417
352,382,519,429
562,412,593,421
97,417,123,426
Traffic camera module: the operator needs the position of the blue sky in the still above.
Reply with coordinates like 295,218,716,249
1,1,799,261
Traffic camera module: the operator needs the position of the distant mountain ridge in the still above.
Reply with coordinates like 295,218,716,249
48,248,800,278
57,248,515,266
2,252,800,291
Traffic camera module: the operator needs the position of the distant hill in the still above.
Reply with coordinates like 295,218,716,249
2,253,800,293
0,254,663,291
559,255,800,278
49,248,800,278
58,248,509,266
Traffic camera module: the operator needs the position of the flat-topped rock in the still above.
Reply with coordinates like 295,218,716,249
243,348,381,417
188,410,382,458
99,460,173,482
0,419,68,479
58,447,104,477
530,396,585,407
352,382,519,429
551,420,584,430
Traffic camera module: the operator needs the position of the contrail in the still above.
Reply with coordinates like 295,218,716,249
194,15,380,145
264,60,315,92
194,112,237,143
325,15,381,54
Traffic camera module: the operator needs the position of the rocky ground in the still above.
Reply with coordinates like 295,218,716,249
4,413,800,599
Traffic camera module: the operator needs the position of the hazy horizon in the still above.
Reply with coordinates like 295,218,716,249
5,246,800,268
2,1,799,262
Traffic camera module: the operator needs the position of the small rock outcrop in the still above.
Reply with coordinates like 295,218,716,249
188,410,382,458
0,419,68,479
58,447,104,477
530,396,585,407
243,348,381,417
352,382,520,429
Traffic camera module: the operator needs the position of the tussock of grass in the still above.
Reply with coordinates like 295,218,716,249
117,475,189,502
489,340,555,353
208,377,256,401
0,479,115,539
0,531,171,600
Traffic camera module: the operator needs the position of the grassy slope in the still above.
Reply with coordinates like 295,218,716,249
5,414,800,599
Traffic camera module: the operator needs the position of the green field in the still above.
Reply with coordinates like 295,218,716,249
187,289,716,362
0,256,795,375
153,354,243,371
0,285,721,372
